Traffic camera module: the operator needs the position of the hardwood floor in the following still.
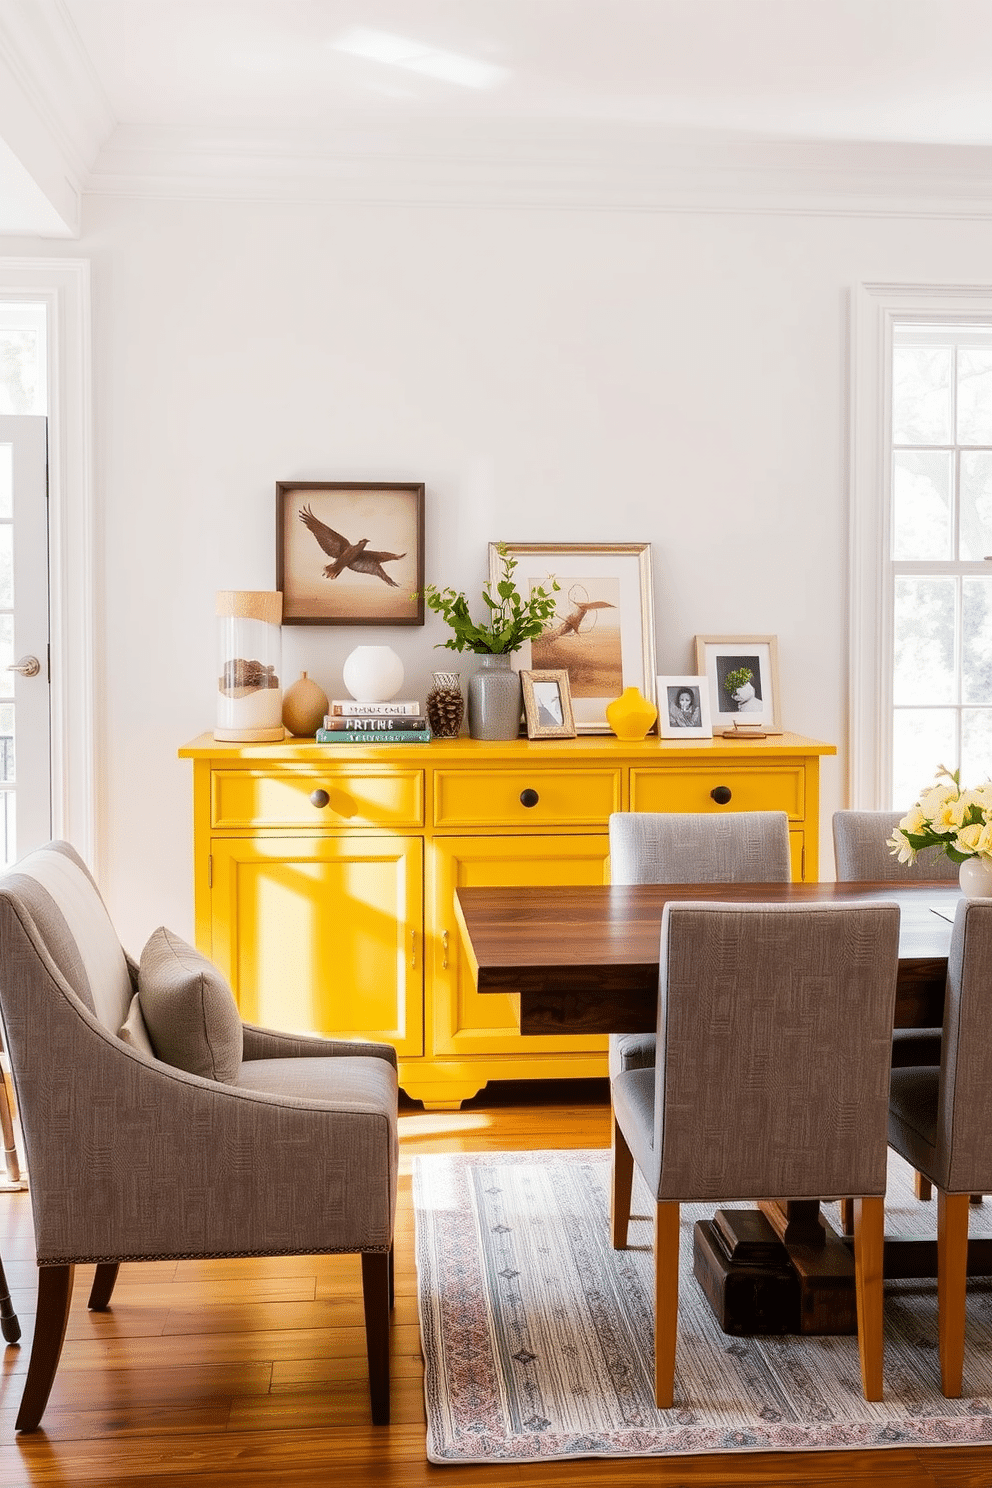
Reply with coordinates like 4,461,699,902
0,1079,986,1486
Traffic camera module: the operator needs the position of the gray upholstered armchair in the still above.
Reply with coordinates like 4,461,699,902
0,842,398,1432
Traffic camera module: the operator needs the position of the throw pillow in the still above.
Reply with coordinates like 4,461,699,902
138,926,243,1083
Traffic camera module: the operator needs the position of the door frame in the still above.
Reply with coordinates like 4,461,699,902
0,258,94,863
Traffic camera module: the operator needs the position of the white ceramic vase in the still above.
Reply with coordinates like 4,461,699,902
342,645,405,703
958,856,992,898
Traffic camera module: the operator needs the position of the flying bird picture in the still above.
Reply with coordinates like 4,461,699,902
277,481,425,626
541,596,617,640
298,504,406,587
530,578,623,696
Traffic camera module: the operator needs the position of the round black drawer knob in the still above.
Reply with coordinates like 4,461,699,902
520,788,540,808
310,789,330,809
710,785,733,805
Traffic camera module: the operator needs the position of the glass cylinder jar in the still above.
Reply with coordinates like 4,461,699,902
426,671,464,739
215,590,285,741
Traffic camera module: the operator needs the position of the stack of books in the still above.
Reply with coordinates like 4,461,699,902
316,699,431,744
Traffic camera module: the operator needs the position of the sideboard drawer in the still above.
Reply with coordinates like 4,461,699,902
211,767,425,830
434,767,621,830
630,764,805,819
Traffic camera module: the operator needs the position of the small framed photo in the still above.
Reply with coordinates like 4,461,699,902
520,669,577,739
694,634,782,733
658,676,712,739
277,481,425,625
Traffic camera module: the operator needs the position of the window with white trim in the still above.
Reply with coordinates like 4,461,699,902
889,324,992,806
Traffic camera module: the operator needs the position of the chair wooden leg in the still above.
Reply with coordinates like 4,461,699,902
388,1240,395,1312
838,1198,854,1235
361,1251,391,1426
915,1171,932,1202
0,1254,20,1343
654,1201,680,1410
0,1064,20,1185
937,1190,971,1399
87,1263,120,1312
853,1196,885,1402
611,1110,634,1250
16,1263,74,1432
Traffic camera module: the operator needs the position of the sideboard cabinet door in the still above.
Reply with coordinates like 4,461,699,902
209,836,423,1056
429,834,611,1058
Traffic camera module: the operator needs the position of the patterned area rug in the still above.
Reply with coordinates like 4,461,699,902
413,1148,992,1463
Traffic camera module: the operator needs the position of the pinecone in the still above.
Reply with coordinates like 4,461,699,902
427,684,464,739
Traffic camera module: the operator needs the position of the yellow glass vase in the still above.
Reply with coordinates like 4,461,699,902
605,686,658,740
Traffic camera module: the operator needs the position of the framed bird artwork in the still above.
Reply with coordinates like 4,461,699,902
276,481,425,625
491,542,656,733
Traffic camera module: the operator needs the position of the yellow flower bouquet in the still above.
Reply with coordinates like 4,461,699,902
888,766,992,866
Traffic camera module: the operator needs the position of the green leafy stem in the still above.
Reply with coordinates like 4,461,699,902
416,544,561,655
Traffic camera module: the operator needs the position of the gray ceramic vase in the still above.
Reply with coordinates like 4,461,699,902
468,654,523,740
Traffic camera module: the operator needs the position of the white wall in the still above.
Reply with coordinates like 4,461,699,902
16,192,992,948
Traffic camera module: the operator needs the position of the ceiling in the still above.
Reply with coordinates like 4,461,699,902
56,0,992,144
4,0,992,234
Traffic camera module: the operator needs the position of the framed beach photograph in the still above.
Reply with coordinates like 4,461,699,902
658,675,712,739
493,542,656,733
521,669,577,739
694,634,782,733
277,481,425,625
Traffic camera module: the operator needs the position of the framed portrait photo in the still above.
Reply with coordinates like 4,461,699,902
694,634,782,733
520,669,577,739
493,542,656,734
276,481,425,625
657,675,712,739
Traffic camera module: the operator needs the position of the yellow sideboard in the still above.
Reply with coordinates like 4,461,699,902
180,731,835,1108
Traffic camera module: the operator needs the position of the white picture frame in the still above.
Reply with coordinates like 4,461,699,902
694,634,782,734
657,675,712,739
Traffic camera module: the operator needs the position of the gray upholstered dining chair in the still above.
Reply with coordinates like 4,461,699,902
888,897,992,1398
833,809,977,1220
833,809,962,885
0,841,398,1432
833,809,956,1073
607,811,792,1081
611,899,902,1408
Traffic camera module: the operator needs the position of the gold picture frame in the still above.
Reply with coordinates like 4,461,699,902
493,542,656,733
520,669,577,739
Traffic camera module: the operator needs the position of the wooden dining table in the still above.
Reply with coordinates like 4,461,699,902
454,879,957,1037
454,878,981,1337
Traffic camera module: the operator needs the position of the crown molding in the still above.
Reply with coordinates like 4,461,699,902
0,0,115,232
0,0,115,180
83,123,992,218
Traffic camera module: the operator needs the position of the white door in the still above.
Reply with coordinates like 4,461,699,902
0,415,50,862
